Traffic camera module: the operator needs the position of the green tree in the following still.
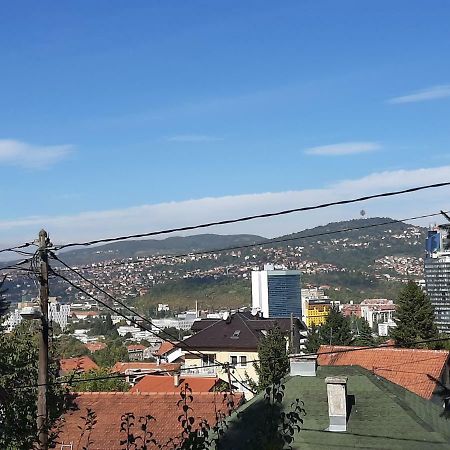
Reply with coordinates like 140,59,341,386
91,340,129,367
88,313,118,338
253,326,289,391
319,306,352,346
0,276,10,318
305,324,322,353
353,318,375,346
72,368,128,392
55,335,90,358
391,280,439,348
0,322,68,449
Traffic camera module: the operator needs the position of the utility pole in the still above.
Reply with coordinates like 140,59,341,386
37,229,50,450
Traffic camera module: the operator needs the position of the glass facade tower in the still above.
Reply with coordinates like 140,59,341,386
252,265,302,318
424,226,450,332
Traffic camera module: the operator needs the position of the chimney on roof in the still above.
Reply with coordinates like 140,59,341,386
325,376,348,432
289,354,317,377
174,371,181,387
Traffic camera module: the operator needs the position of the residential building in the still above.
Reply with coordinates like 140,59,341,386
251,264,302,318
219,365,450,449
56,391,244,450
60,356,99,375
425,225,450,332
111,361,181,384
304,299,331,327
182,311,306,396
84,342,107,353
359,298,396,328
341,302,361,318
48,300,71,330
318,345,450,401
126,344,147,361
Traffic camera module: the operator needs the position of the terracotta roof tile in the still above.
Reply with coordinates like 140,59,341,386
84,342,107,353
154,341,176,356
56,391,243,449
318,345,450,399
111,362,181,374
60,356,99,374
130,375,221,393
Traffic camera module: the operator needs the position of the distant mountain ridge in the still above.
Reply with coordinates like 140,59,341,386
59,233,267,265
57,216,426,266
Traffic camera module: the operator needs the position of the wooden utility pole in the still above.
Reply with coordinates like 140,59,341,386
37,229,50,450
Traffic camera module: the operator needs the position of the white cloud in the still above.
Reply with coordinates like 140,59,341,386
0,139,72,169
2,165,450,253
304,142,381,156
166,135,223,143
388,85,450,104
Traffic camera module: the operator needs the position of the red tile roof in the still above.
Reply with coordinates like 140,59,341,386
56,391,243,449
318,345,450,399
60,356,99,374
111,362,181,374
130,375,221,393
126,344,146,351
154,341,176,356
84,342,107,353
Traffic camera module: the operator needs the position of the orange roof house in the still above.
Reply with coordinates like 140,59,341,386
60,356,99,375
130,375,224,393
318,345,450,400
154,341,176,357
56,391,243,449
85,342,107,353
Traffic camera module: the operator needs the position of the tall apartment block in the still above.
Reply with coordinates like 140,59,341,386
251,264,302,318
424,225,450,332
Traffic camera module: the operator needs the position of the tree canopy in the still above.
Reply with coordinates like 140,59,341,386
0,322,68,449
254,326,289,391
391,280,439,348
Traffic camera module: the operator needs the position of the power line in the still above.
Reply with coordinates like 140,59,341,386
49,256,217,363
51,210,447,273
54,182,450,251
0,242,35,255
7,335,450,392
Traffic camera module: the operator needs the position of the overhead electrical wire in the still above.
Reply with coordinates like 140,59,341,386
53,181,450,251
49,255,221,363
51,209,448,273
6,334,450,392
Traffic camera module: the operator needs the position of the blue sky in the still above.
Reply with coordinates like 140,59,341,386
1,0,450,247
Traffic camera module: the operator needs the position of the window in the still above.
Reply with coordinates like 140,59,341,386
240,356,247,367
202,354,215,366
230,356,238,366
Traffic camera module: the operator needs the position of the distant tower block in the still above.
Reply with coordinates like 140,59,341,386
251,264,302,318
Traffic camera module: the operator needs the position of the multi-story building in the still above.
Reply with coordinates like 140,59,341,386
360,299,396,329
425,225,450,332
304,300,331,327
251,264,302,318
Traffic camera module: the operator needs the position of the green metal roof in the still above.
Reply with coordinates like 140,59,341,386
220,366,450,449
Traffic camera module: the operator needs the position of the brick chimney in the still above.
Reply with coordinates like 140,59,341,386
325,376,348,432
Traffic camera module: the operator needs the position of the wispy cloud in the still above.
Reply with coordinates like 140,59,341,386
388,85,450,104
304,141,381,156
165,135,223,143
0,139,72,169
1,164,449,251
